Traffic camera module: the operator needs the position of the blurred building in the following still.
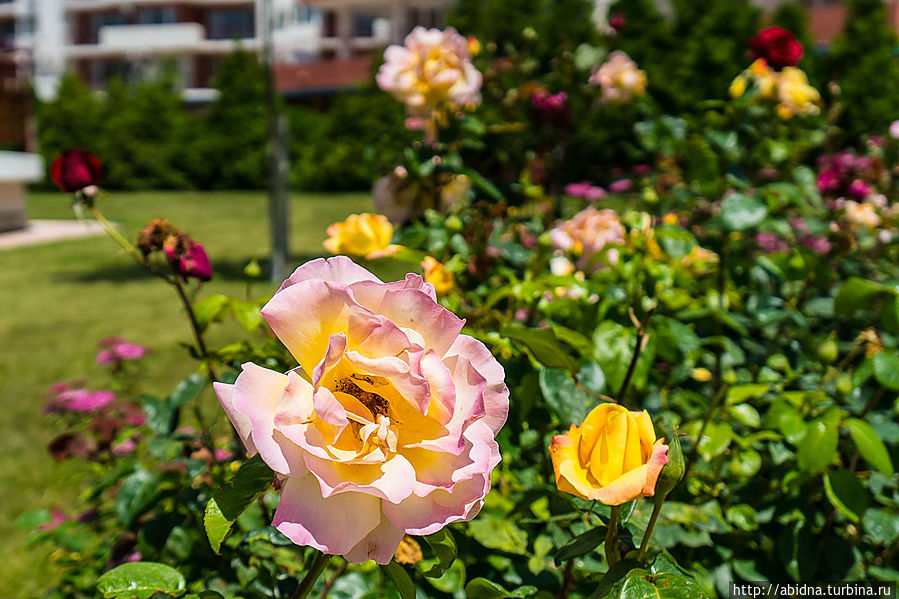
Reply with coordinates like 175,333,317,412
0,0,449,102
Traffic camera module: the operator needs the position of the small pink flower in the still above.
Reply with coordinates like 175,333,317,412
890,120,899,139
632,164,652,176
532,90,570,127
756,232,788,254
49,382,69,394
51,389,116,412
38,510,68,531
514,308,531,322
214,448,234,462
96,339,150,365
801,235,831,255
817,169,841,194
112,439,137,456
609,179,633,193
789,218,809,234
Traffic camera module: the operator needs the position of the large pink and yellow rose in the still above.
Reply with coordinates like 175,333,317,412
214,256,508,563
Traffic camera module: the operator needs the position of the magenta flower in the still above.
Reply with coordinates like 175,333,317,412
565,182,606,200
755,232,788,254
38,510,68,531
848,179,871,199
96,339,148,365
609,178,633,193
164,237,214,282
49,389,116,413
111,438,138,456
632,164,652,176
532,90,570,127
801,235,831,255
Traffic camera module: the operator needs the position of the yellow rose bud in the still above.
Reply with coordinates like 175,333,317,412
421,256,454,296
323,213,399,259
549,404,670,505
691,367,712,382
662,212,679,226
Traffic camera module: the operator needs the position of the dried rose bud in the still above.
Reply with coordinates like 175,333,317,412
137,218,177,255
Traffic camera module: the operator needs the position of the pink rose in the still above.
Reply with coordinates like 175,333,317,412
213,257,508,564
609,178,633,193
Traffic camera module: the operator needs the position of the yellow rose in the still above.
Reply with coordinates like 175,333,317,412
729,74,747,98
421,256,454,295
323,213,399,259
550,403,669,505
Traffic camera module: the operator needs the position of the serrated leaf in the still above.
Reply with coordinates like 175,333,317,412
554,526,608,565
468,517,528,554
116,469,160,526
844,419,894,476
539,364,605,425
97,562,186,598
204,454,272,552
381,561,415,599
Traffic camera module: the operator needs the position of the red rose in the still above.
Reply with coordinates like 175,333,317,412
750,26,803,70
609,12,625,32
50,148,102,193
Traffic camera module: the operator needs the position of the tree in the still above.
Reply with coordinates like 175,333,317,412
825,0,899,141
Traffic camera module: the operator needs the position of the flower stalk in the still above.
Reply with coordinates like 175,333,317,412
291,551,331,599
604,505,621,566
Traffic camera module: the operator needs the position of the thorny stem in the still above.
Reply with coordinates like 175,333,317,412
616,306,656,403
604,505,621,567
292,551,331,599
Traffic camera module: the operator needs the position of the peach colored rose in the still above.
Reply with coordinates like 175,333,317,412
214,257,508,563
376,26,482,118
589,51,647,103
845,200,881,228
549,207,625,272
421,256,454,296
550,404,669,505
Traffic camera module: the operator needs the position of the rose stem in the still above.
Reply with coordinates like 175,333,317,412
604,505,621,567
635,500,664,562
292,551,331,599
615,306,656,404
318,559,347,599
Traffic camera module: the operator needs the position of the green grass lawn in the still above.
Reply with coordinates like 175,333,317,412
0,190,373,597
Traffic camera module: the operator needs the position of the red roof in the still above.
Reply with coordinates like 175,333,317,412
275,56,373,93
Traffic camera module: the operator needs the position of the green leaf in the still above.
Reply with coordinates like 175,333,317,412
834,278,893,316
192,294,232,332
697,422,732,461
231,299,264,332
554,526,608,565
468,517,528,554
823,469,869,522
797,420,839,474
381,561,415,599
419,528,457,578
844,419,894,476
720,193,766,231
538,364,605,425
872,351,899,391
465,578,538,599
863,508,899,545
13,509,51,529
169,373,206,408
116,469,160,526
501,324,577,371
593,321,656,395
586,559,642,599
204,454,273,553
726,384,770,405
425,559,465,593
97,562,186,598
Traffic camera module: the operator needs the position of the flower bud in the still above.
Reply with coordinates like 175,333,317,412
137,218,177,255
653,427,685,505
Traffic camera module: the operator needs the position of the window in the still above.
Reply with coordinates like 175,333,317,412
207,8,254,40
352,13,375,37
138,7,178,25
89,12,127,42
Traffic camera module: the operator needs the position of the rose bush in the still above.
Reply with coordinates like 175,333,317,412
214,256,508,563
